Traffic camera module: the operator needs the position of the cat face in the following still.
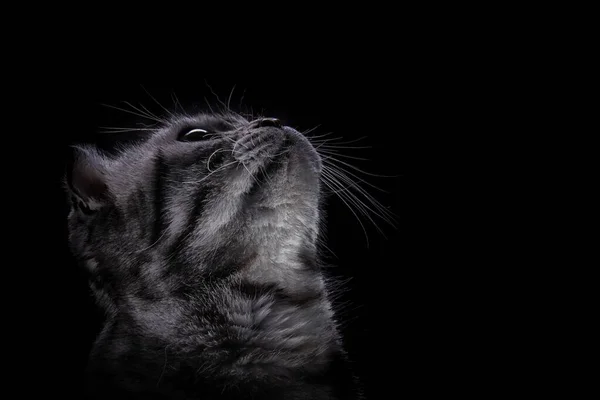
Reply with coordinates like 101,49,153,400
66,112,323,305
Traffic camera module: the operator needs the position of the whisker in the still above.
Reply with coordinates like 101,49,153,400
140,85,176,119
138,102,164,122
101,103,165,124
317,149,369,161
241,162,259,185
121,101,159,122
169,161,238,185
326,162,396,211
269,148,291,158
320,173,370,246
321,170,385,238
301,125,324,137
139,231,167,252
229,135,250,153
323,166,396,228
317,239,338,260
310,136,368,146
171,92,185,113
204,80,228,112
203,132,225,142
320,182,354,195
321,158,389,192
135,122,160,128
321,154,400,179
325,167,396,226
206,148,227,172
97,130,154,136
227,85,236,111
322,170,375,218
97,127,155,132
315,143,372,150
238,88,247,112
204,97,216,114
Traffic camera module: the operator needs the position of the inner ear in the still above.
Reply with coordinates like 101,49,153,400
66,145,112,211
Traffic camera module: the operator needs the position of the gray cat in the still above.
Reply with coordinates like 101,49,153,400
66,110,364,399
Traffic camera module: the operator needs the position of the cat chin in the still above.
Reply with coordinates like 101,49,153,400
283,125,322,173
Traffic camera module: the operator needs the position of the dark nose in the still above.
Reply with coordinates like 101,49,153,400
248,118,282,129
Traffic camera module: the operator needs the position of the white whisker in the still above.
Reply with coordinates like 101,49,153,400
207,148,227,172
138,102,163,121
171,92,184,113
122,101,160,122
101,103,166,124
323,166,396,229
321,158,388,192
320,173,371,246
241,162,259,185
315,143,372,150
311,136,368,146
139,231,167,252
170,161,238,185
321,155,399,179
238,88,247,111
301,125,324,137
204,80,228,112
204,97,216,114
317,149,369,161
322,170,385,238
98,126,155,132
140,85,176,119
227,85,236,111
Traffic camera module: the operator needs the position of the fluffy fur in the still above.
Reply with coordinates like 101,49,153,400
66,111,362,399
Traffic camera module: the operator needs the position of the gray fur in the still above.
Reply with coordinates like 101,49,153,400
66,111,361,399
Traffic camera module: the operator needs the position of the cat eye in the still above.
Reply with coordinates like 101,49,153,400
179,128,210,142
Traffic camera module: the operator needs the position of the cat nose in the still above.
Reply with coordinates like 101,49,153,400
248,118,282,129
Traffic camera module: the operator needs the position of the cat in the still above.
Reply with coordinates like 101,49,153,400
65,109,364,399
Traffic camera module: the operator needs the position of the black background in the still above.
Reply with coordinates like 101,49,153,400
20,80,445,397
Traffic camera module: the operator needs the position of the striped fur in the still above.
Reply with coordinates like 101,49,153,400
66,112,362,399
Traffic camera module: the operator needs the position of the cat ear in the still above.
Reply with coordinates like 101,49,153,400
66,145,112,212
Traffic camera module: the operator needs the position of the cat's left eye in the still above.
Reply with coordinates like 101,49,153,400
179,128,210,142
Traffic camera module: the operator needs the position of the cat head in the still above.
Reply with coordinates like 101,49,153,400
65,111,324,305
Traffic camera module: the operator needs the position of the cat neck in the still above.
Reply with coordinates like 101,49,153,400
90,275,341,378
